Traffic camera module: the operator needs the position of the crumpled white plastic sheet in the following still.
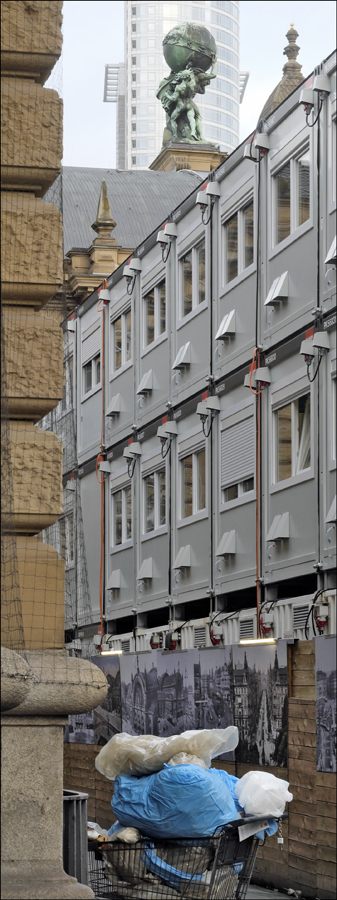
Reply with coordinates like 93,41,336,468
235,770,293,818
166,752,208,768
95,727,239,780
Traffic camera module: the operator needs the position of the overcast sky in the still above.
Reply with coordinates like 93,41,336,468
59,0,336,168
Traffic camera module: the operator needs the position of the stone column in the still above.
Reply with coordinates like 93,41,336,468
1,4,108,897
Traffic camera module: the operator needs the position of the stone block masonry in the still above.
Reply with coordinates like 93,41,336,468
1,0,63,83
1,193,63,307
3,309,63,420
8,421,63,533
1,2,107,896
1,79,63,195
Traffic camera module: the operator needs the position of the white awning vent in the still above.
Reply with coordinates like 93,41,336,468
137,558,153,580
215,309,236,340
121,639,130,653
173,545,191,569
107,569,121,590
137,369,153,395
106,393,121,417
264,272,288,306
172,342,191,370
266,512,290,541
325,236,336,265
326,496,336,523
216,530,236,556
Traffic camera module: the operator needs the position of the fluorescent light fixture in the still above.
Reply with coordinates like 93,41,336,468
239,638,276,645
100,649,123,655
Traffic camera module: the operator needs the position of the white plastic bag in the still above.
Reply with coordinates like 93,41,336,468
234,771,293,818
166,752,208,768
95,726,238,780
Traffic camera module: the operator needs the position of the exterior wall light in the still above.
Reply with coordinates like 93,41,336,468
197,393,220,438
123,257,141,295
196,181,220,224
156,222,177,262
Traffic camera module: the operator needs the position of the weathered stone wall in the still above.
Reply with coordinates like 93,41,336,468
3,309,63,419
1,193,63,307
3,309,63,410
1,79,63,195
1,537,66,649
1,1,106,895
1,0,63,83
7,422,63,533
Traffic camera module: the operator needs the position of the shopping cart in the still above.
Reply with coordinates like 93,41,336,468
88,815,285,900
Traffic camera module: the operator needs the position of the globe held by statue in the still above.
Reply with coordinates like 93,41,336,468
163,23,217,74
159,22,217,147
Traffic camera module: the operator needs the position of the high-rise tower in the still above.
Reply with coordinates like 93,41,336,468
105,1,247,170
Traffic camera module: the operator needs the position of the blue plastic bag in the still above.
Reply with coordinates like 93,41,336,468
213,769,277,840
112,763,238,839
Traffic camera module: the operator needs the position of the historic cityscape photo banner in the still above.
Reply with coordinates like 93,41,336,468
315,635,336,773
65,642,288,768
65,655,122,745
118,641,288,767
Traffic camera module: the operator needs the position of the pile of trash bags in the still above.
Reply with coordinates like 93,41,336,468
92,728,293,898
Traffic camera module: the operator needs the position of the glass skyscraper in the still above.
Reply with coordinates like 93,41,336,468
105,1,243,170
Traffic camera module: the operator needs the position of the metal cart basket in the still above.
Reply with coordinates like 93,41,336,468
88,815,279,900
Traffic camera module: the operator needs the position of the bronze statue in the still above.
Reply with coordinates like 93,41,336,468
157,23,217,146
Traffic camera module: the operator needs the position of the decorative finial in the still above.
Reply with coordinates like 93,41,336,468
283,24,301,70
91,180,117,236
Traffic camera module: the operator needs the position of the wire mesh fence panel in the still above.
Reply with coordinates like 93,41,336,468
1,0,103,701
1,301,26,653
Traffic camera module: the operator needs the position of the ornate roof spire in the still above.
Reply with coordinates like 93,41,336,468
259,24,305,122
283,24,302,76
91,179,117,236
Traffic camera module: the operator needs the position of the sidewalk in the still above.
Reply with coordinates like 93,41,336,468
247,886,291,900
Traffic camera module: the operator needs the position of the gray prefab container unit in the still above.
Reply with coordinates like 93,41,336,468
63,51,336,644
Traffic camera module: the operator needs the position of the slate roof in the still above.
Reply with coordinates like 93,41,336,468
54,167,203,256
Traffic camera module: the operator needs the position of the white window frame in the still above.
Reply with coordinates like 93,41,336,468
110,306,132,377
82,353,101,399
222,193,255,289
178,438,207,526
47,512,74,569
219,401,255,511
269,136,313,256
270,371,314,492
142,278,166,351
111,482,132,550
81,320,101,401
142,465,166,538
59,354,74,416
178,239,206,324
